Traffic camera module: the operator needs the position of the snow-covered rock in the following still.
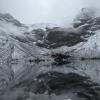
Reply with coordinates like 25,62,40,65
49,8,100,59
0,13,28,36
29,23,59,31
72,31,100,58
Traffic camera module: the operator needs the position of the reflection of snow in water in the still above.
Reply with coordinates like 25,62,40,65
0,35,14,92
1,53,100,100
12,58,100,85
70,60,100,84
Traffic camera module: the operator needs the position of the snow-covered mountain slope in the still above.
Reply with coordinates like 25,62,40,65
72,31,100,58
46,8,100,59
65,8,100,58
29,23,60,31
0,13,28,36
25,9,98,49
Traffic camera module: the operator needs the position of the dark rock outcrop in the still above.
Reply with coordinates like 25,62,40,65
35,27,86,48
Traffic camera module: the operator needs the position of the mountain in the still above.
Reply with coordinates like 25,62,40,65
0,12,29,91
0,13,23,27
0,9,100,100
26,8,99,49
36,8,100,59
69,8,100,59
6,8,100,58
0,8,100,89
0,13,28,36
71,31,100,59
1,8,100,61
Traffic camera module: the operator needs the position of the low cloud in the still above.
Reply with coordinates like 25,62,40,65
0,0,85,26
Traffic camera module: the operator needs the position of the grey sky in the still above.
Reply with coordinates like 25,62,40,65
0,0,98,26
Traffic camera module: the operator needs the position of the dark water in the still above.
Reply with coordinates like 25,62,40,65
0,59,100,100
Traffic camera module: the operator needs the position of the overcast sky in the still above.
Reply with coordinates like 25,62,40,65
0,0,99,26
